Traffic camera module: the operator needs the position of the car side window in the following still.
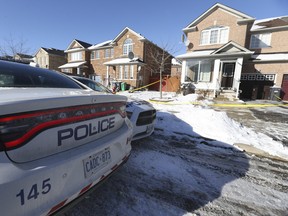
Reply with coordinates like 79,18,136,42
0,64,82,89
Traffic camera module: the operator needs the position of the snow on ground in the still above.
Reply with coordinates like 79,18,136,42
120,90,288,160
66,90,288,216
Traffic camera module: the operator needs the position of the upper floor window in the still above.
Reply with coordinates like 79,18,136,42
95,50,100,59
71,52,82,61
200,26,229,45
250,33,271,49
111,48,114,58
123,38,133,55
105,49,110,58
91,51,95,59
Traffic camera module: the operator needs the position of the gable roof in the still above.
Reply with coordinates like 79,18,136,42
176,41,253,59
40,47,65,56
65,39,92,52
183,3,255,32
74,39,92,48
211,41,253,55
111,27,146,44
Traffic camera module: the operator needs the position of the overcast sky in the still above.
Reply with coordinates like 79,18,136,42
0,0,287,55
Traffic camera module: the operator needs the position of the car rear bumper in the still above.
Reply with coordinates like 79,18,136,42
0,122,132,216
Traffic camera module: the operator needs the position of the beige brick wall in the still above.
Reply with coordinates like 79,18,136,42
243,62,288,86
247,30,288,54
186,8,250,51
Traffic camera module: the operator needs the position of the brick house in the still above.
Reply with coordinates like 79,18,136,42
59,39,92,76
89,27,172,90
176,3,288,101
34,47,66,71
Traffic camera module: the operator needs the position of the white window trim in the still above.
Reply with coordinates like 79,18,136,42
250,33,272,49
200,27,229,45
71,52,83,61
123,39,133,55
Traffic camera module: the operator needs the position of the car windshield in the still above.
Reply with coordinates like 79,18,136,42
0,61,82,89
73,77,112,93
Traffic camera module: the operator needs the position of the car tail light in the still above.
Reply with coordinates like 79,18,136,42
0,102,126,150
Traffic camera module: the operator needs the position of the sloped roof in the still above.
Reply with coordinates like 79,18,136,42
111,27,146,43
88,40,113,50
251,16,288,31
183,3,255,32
41,47,65,56
103,57,145,66
74,39,92,48
176,41,253,59
15,53,33,58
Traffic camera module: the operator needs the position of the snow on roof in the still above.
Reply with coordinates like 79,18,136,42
252,53,288,62
176,50,214,59
89,40,113,50
172,58,181,65
251,16,288,31
103,57,144,65
58,61,87,68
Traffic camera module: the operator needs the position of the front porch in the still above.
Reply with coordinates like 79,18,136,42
176,41,254,100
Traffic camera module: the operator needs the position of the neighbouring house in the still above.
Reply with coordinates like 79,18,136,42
59,39,92,75
34,47,66,71
89,27,173,90
176,3,288,101
171,58,182,78
14,53,34,64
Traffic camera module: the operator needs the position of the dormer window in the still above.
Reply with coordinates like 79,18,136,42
123,38,133,55
200,26,229,45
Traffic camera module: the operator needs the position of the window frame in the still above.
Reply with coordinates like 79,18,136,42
200,26,229,45
123,38,133,55
71,52,83,61
250,33,272,49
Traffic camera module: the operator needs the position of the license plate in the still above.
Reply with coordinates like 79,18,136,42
83,148,111,178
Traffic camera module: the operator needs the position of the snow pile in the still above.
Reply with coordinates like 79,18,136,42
120,91,288,159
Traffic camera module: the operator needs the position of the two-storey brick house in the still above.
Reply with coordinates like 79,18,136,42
89,27,172,90
59,39,92,76
34,47,66,71
177,3,288,100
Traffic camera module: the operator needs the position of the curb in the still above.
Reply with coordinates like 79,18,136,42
234,143,288,162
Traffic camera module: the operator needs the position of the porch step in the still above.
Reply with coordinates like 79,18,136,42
215,90,238,101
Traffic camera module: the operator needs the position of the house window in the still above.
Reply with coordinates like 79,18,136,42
110,48,114,58
185,59,214,82
91,51,95,59
200,26,229,45
250,33,271,49
118,66,123,79
71,52,82,61
95,50,100,59
130,65,134,79
124,65,129,79
105,49,110,58
123,38,133,55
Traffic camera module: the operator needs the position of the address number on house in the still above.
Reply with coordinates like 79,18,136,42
83,148,111,178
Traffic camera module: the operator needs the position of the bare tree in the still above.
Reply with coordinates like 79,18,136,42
0,34,31,59
145,42,179,99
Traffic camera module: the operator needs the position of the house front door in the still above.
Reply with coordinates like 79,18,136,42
221,63,235,89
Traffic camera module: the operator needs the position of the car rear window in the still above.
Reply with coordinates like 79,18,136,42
0,61,82,89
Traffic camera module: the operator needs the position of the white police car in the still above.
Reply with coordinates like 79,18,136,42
0,60,133,216
70,76,156,141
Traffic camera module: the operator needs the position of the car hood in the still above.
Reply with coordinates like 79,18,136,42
126,98,155,112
